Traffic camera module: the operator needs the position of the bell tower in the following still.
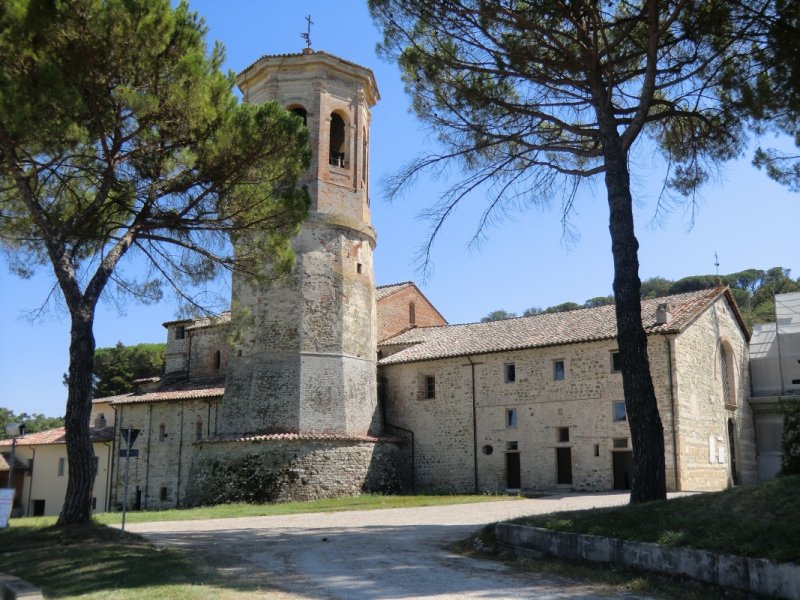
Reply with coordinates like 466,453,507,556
218,49,380,437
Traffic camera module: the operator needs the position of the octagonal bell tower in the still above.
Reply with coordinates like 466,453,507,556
218,49,380,437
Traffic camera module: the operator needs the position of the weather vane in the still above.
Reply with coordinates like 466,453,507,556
301,14,313,49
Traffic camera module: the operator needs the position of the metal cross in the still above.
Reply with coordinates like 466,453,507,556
714,251,720,276
301,14,313,48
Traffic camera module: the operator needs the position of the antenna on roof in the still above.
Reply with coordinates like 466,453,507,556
301,14,313,49
714,251,720,276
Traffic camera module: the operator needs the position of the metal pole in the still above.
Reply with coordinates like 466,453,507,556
7,438,15,489
121,428,132,533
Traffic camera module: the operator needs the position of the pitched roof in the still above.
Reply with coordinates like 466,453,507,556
0,452,26,471
107,380,225,405
0,426,115,447
379,287,744,365
376,282,414,300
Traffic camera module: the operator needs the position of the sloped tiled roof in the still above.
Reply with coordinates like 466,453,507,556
108,381,225,406
201,431,397,444
376,282,414,300
0,426,115,447
379,287,744,365
0,452,26,471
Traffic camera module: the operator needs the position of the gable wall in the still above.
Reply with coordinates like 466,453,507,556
672,296,756,489
377,286,446,342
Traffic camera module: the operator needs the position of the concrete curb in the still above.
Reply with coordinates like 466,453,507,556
496,523,800,600
0,573,43,599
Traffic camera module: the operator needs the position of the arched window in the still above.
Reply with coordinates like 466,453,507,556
719,343,735,408
329,112,346,167
290,106,307,125
409,302,416,325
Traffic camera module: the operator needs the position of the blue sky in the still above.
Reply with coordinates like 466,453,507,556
1,0,798,417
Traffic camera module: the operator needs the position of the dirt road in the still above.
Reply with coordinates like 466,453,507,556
128,493,654,599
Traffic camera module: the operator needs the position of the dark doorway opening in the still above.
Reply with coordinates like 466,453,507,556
32,499,45,517
728,418,739,485
506,452,521,489
613,450,633,490
556,447,572,485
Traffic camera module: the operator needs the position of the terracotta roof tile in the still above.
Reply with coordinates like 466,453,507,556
201,431,398,444
0,426,115,447
376,282,413,300
379,287,738,365
109,383,225,405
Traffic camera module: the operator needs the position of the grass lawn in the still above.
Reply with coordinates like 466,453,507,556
0,493,515,598
513,475,800,564
0,522,259,599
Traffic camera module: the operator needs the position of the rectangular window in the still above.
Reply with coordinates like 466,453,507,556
57,457,65,477
506,441,518,451
558,427,570,443
159,423,167,442
506,408,517,428
196,420,203,441
505,363,516,383
92,497,97,510
160,487,168,501
93,456,99,474
613,438,629,448
424,375,436,399
175,326,185,340
554,360,565,380
594,444,600,457
611,351,622,372
613,401,627,422
27,458,33,474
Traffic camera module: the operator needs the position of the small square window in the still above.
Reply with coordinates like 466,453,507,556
505,363,516,383
613,401,627,422
424,375,436,399
175,326,185,340
611,351,622,372
613,438,629,448
554,360,565,381
506,408,517,428
506,441,518,451
558,427,570,443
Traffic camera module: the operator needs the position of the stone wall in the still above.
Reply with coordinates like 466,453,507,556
184,437,409,506
187,324,229,380
672,295,757,489
377,284,447,343
381,301,754,494
111,398,221,510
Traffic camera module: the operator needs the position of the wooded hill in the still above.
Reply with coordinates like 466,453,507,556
483,267,800,332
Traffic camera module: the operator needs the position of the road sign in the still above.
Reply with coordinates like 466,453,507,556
121,428,140,447
118,449,139,458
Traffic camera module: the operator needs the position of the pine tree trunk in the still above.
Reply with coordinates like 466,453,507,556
56,308,98,525
603,136,667,504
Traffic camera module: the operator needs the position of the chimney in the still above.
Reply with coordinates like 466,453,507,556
94,413,107,429
655,303,673,325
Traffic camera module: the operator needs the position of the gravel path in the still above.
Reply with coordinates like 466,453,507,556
127,492,655,599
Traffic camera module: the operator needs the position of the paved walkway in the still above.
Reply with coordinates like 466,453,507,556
128,493,655,599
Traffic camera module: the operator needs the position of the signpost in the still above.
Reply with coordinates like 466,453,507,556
120,427,139,534
0,489,14,529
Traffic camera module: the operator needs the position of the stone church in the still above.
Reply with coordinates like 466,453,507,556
7,47,757,514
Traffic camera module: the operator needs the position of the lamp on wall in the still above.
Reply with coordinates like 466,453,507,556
4,422,25,489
